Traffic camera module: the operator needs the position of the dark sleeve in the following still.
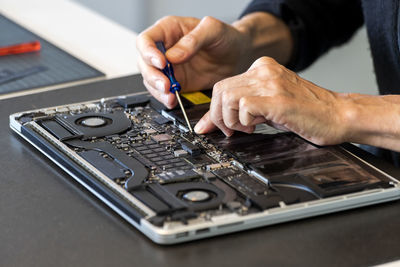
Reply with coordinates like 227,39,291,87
240,0,364,71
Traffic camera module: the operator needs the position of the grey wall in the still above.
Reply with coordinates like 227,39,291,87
74,0,250,32
73,0,378,95
300,28,378,95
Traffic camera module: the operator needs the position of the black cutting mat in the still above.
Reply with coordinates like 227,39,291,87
0,13,104,94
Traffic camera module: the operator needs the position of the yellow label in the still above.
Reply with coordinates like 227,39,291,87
181,91,211,105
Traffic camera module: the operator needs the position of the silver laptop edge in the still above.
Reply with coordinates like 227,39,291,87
10,92,400,244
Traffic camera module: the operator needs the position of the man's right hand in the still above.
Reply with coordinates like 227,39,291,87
136,15,252,109
136,13,294,109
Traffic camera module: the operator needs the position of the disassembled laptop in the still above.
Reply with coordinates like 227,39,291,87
9,91,400,244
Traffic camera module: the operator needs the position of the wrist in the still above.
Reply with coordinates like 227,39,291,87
230,16,255,74
232,12,294,67
336,93,363,144
337,93,400,150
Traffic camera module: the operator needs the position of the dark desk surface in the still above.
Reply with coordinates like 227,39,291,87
2,75,400,267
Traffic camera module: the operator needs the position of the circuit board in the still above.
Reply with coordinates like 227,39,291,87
11,92,397,233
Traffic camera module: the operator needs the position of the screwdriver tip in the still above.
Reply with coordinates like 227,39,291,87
175,91,193,133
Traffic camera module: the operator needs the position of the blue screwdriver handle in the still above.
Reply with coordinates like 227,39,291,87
155,41,181,93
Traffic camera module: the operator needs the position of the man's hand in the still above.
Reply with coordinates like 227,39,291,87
136,13,293,109
136,16,252,109
194,57,349,146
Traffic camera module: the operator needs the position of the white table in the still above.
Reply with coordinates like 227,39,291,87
0,0,139,99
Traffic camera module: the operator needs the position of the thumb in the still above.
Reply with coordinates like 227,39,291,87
166,16,225,63
194,111,218,134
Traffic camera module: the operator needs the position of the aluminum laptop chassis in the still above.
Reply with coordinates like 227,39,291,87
9,91,400,244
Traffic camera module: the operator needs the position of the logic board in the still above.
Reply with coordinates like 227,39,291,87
10,92,400,244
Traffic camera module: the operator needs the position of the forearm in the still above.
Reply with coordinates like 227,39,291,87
232,12,294,71
340,94,400,151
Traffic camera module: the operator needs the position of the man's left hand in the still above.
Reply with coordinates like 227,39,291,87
194,56,350,146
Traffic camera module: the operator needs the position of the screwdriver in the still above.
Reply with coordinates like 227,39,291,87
155,41,193,133
0,40,41,56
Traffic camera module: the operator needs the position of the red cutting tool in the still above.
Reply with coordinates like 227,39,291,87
0,40,41,56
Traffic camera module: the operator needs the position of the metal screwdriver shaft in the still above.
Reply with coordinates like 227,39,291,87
155,41,193,132
174,90,193,132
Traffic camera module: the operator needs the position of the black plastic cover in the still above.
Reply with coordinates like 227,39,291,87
40,119,75,140
78,150,128,181
117,95,150,109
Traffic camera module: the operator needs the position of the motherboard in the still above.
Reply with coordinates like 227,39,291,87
12,93,395,228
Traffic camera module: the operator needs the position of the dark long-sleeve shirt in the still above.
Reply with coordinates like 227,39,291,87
242,0,400,165
242,0,400,96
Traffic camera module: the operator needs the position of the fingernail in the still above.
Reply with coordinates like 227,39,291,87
194,119,205,133
223,129,234,137
163,93,170,105
151,57,163,69
155,80,165,92
167,48,184,59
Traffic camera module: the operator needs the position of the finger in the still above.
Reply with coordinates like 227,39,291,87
166,16,226,64
194,111,218,134
210,84,234,137
222,105,255,133
239,97,290,132
138,57,170,94
264,120,289,132
239,96,274,127
137,32,167,69
253,116,268,125
142,79,166,104
143,79,177,109
137,16,200,67
221,87,257,133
